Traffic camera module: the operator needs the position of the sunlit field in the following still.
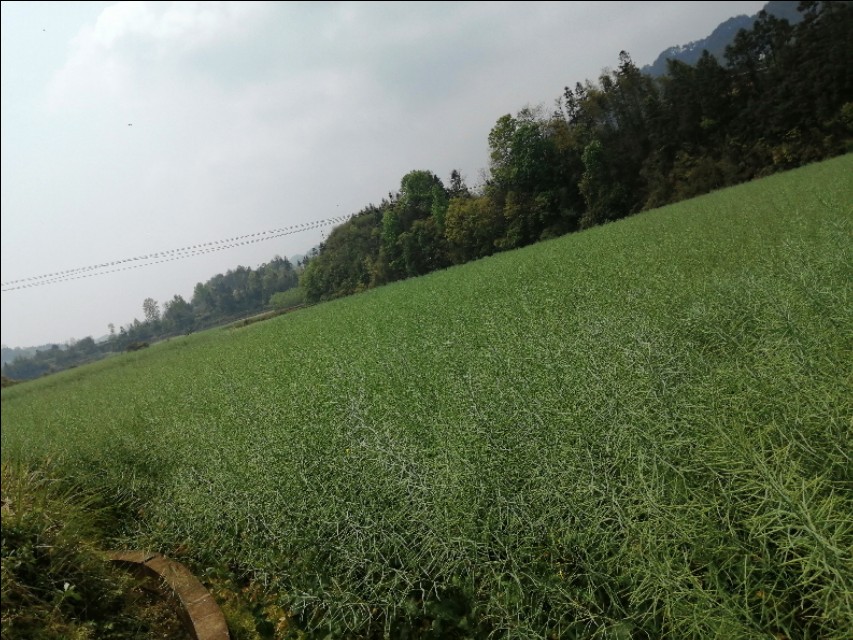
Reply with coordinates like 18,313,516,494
3,155,851,638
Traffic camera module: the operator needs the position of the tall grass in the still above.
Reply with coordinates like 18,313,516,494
2,155,852,638
0,462,186,639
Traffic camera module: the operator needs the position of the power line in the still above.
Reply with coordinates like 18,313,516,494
1,216,349,292
1,215,347,287
3,225,322,291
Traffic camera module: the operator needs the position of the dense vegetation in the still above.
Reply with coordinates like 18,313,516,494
302,1,852,302
0,463,185,639
3,155,851,638
1,461,304,639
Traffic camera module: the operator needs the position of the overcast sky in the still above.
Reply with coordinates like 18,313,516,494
1,1,766,348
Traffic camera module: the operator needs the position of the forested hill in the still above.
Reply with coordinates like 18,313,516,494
301,1,852,304
642,1,804,77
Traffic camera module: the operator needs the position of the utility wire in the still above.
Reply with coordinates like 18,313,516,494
1,215,348,292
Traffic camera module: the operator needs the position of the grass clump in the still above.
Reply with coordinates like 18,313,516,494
0,461,184,639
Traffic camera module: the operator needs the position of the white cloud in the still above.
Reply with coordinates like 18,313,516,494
47,1,266,110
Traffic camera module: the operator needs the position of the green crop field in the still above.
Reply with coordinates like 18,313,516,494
3,155,851,638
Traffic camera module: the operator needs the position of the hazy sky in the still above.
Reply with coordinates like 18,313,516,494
1,1,766,347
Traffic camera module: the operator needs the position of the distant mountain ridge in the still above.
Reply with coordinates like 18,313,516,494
642,1,803,76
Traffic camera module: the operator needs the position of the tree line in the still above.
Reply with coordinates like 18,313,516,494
2,256,305,380
301,1,852,301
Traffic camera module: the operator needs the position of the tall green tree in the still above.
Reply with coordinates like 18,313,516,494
162,295,194,333
302,205,385,302
444,195,504,263
142,298,160,324
487,109,562,246
378,170,450,281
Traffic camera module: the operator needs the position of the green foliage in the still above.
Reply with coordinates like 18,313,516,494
400,169,450,231
488,111,553,194
301,206,384,302
444,196,503,263
397,217,447,278
268,287,305,311
142,298,161,325
579,138,627,227
1,375,20,388
3,256,302,379
162,295,194,334
0,462,179,639
2,340,107,381
378,170,451,282
2,156,852,638
191,257,299,324
486,109,575,246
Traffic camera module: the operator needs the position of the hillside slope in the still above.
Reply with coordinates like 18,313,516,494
2,155,851,638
